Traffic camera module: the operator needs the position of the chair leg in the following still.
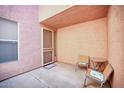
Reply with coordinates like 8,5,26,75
75,63,78,72
83,76,87,87
100,82,104,88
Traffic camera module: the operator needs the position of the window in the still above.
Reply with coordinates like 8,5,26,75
0,17,18,63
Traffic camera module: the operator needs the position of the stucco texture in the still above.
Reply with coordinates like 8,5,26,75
0,6,41,81
108,5,124,88
56,18,108,64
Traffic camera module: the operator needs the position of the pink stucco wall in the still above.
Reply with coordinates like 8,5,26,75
0,6,41,81
56,18,108,64
108,5,124,87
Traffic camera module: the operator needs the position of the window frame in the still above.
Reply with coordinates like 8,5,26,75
0,17,20,63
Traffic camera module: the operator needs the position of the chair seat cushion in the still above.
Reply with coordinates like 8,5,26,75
78,62,88,65
90,70,104,81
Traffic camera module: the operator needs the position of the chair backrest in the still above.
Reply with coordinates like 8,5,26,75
103,64,113,82
79,55,90,63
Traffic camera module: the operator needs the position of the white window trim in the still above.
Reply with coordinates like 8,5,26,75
0,17,19,63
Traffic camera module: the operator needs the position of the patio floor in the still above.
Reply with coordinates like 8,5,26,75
0,62,110,88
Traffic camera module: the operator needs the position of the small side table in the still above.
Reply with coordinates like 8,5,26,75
90,57,107,71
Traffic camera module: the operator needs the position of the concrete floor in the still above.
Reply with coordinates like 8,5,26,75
0,62,110,88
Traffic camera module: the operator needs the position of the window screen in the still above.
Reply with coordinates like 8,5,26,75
43,29,52,48
0,17,18,63
43,51,52,64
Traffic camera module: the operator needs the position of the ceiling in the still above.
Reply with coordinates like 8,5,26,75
41,5,109,29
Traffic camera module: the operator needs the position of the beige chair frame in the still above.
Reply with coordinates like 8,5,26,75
75,55,90,72
83,64,113,88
